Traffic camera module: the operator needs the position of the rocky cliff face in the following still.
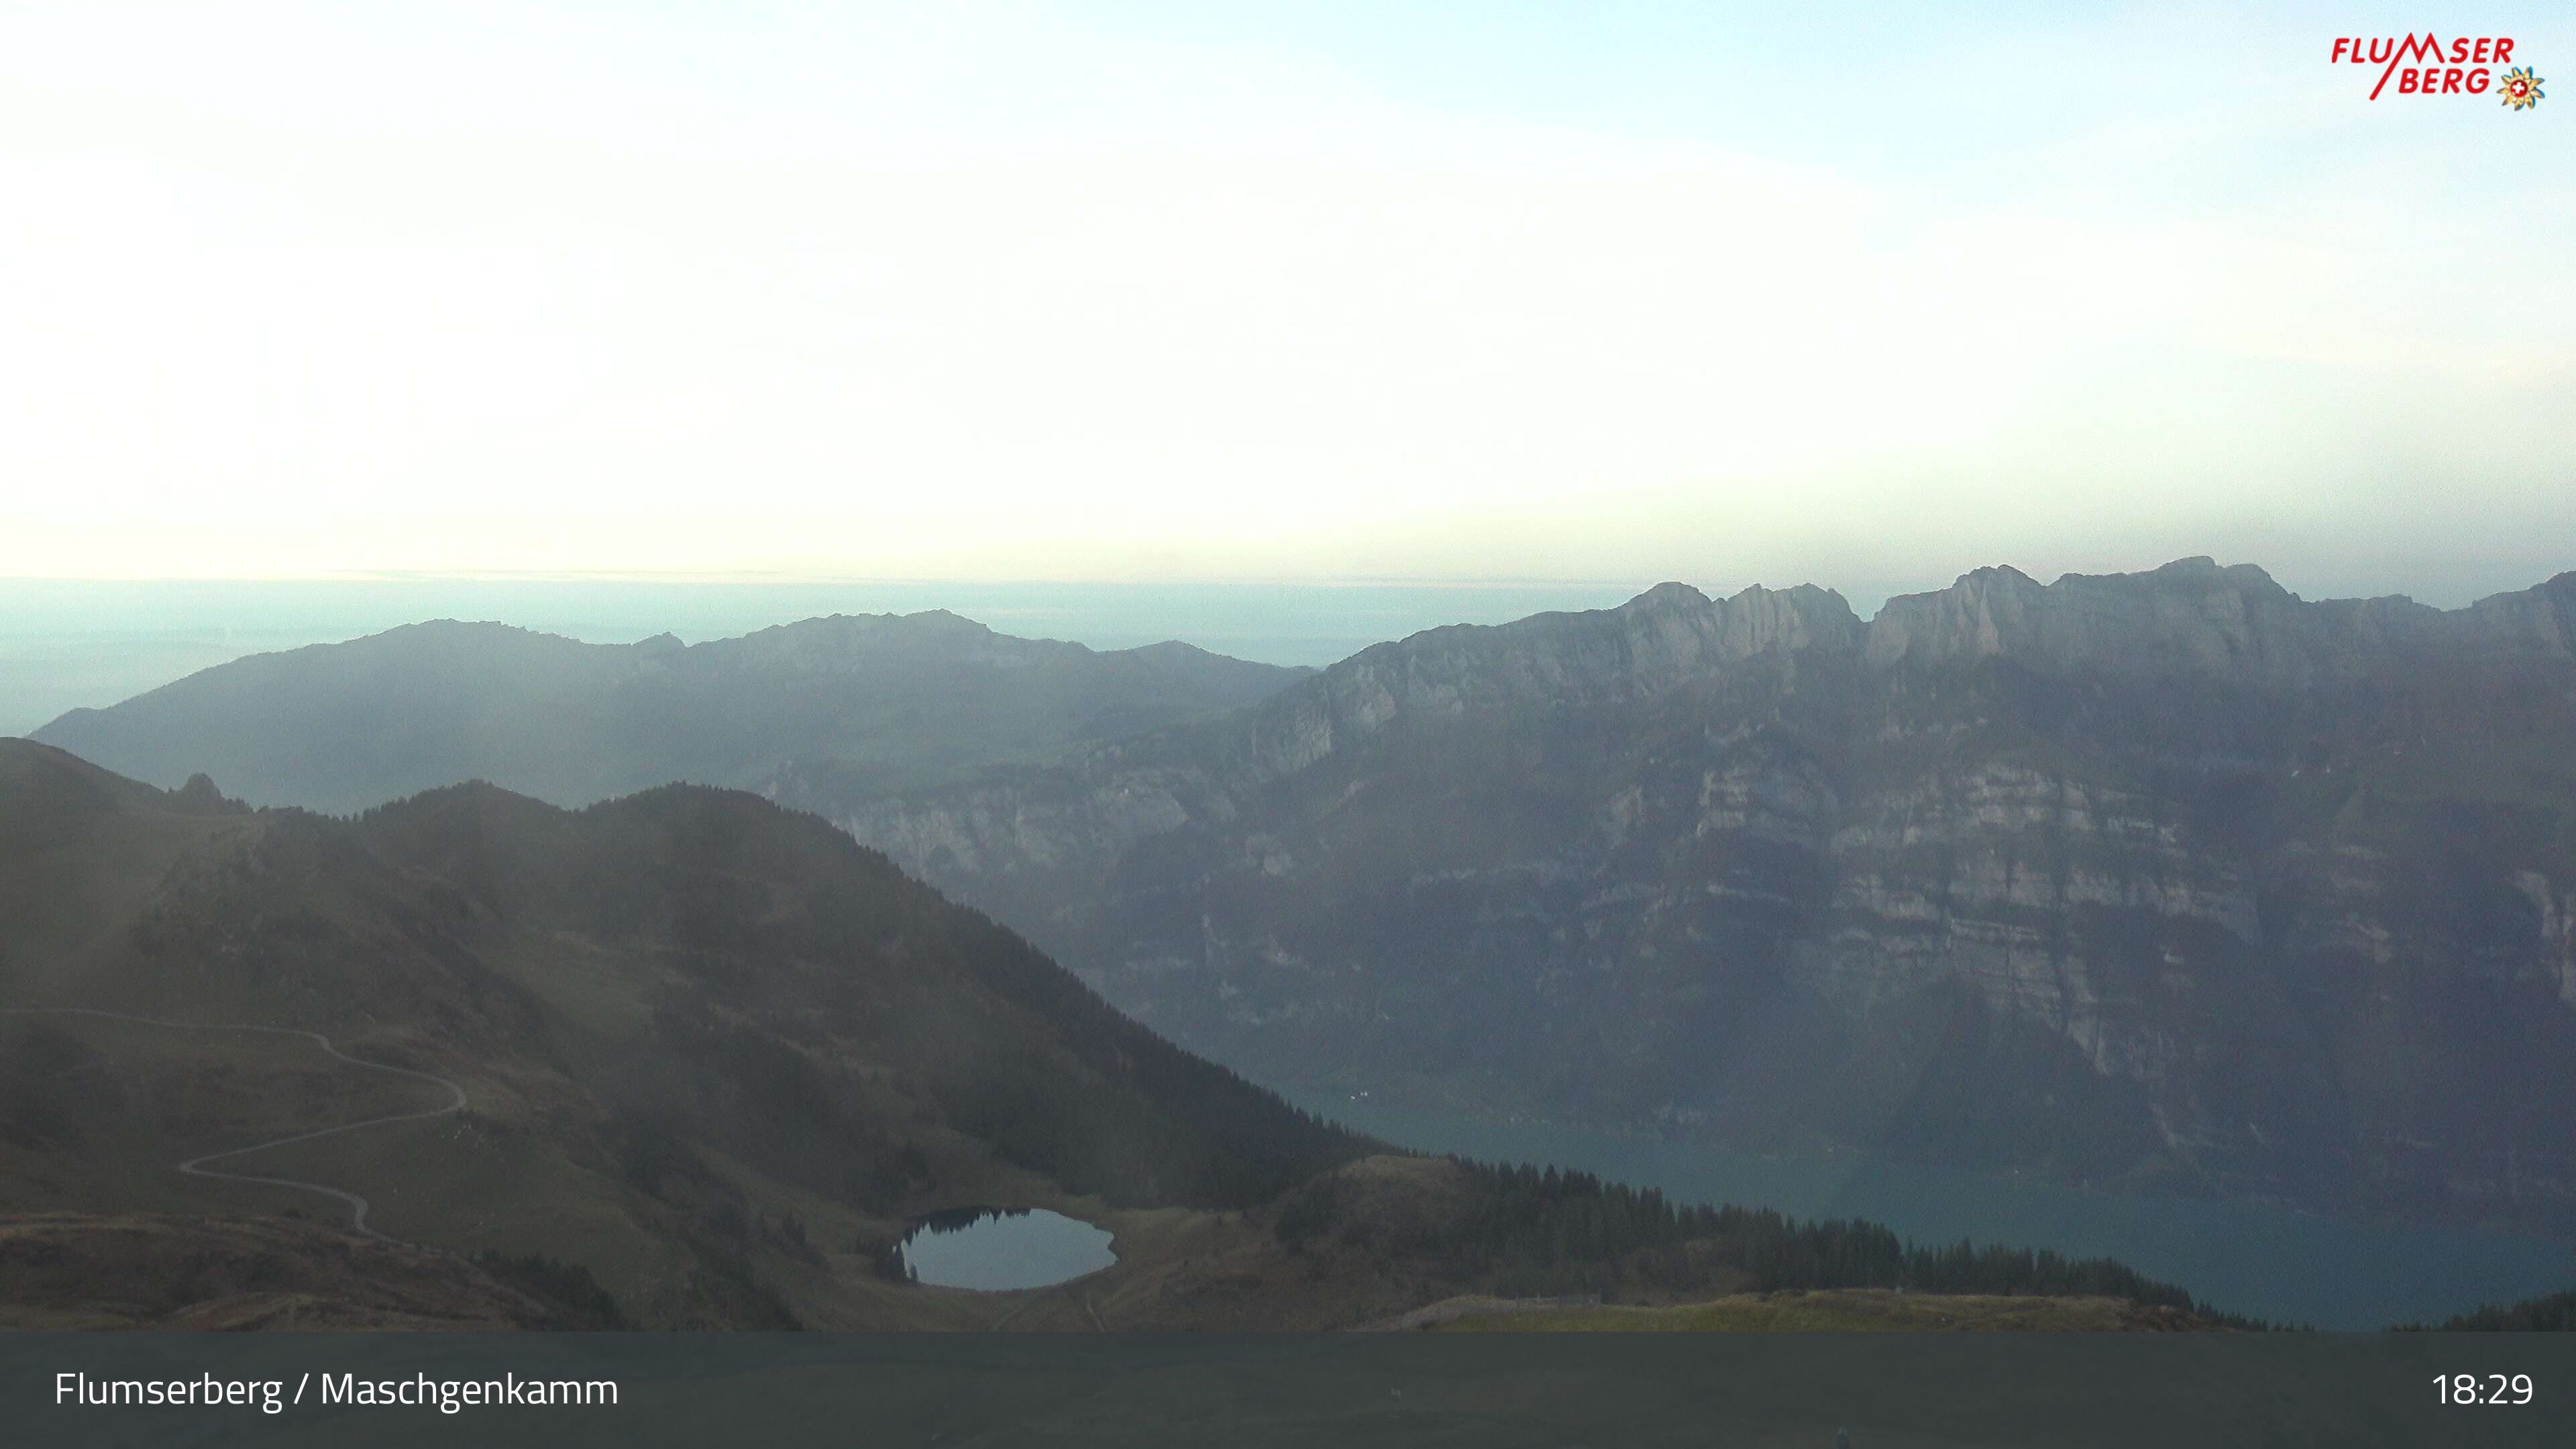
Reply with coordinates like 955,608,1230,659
830,561,2576,1232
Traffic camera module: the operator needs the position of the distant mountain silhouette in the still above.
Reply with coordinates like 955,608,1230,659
31,611,1308,814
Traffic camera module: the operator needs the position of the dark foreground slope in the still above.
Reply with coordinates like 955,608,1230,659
829,559,2576,1232
32,610,1306,813
0,1213,619,1330
0,739,1366,1326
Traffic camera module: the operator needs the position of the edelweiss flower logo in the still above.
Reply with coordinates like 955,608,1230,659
2500,66,2544,109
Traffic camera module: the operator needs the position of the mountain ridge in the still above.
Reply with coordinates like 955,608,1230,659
31,610,1312,814
0,737,1379,1326
822,559,2576,885
809,559,2576,1234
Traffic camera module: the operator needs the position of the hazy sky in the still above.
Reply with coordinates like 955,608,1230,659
4,2,2569,603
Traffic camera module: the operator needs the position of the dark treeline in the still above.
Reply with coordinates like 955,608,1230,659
911,1206,1030,1233
1277,1158,2276,1329
2400,1288,2576,1332
468,1250,630,1330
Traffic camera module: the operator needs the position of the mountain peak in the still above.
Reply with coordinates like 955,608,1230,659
2138,555,2290,597
1960,563,2042,588
888,608,998,637
170,772,247,816
1627,581,1711,612
1862,557,2346,673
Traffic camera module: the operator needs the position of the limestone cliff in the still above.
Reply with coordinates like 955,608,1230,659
820,561,2576,1232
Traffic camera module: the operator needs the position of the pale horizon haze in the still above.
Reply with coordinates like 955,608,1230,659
4,2,2571,606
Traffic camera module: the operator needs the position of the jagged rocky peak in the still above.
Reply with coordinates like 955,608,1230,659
1616,580,1859,651
1847,556,2576,678
1584,582,1858,683
2459,571,2576,657
1710,582,1864,655
1317,561,2571,708
1624,580,1711,613
2070,555,2298,611
1862,564,2039,666
1862,556,2326,679
1243,579,1864,768
169,772,243,816
2133,553,2283,587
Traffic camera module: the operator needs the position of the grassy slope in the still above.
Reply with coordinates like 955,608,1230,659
0,1212,595,1329
0,741,1379,1327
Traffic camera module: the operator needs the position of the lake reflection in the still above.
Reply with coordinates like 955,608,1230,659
898,1208,1116,1291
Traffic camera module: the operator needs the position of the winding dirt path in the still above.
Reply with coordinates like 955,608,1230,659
0,1006,467,1241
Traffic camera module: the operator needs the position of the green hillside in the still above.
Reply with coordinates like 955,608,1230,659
0,739,1371,1326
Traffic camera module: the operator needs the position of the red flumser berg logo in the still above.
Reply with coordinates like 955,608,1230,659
2331,34,2544,107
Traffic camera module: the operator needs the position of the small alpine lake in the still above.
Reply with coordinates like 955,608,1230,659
898,1208,1118,1291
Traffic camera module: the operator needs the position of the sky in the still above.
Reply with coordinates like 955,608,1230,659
2,1,2570,605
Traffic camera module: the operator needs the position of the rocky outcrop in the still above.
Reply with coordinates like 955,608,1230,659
1864,559,2310,679
839,561,2576,1232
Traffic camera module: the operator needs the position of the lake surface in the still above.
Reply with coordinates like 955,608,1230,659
898,1208,1118,1291
1285,1090,2576,1331
0,578,1646,736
